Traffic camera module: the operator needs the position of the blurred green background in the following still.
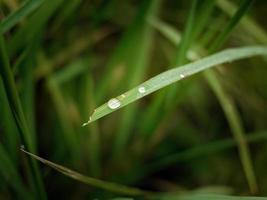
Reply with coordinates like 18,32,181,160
1,0,267,199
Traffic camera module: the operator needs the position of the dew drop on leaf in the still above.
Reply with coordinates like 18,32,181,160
138,86,146,94
107,98,121,109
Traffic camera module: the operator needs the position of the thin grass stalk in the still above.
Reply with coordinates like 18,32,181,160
204,0,257,193
0,27,47,199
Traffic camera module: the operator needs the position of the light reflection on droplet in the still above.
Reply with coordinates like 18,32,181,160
138,86,146,94
107,98,121,109
180,74,185,79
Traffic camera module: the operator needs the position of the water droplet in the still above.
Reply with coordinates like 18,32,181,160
107,98,121,109
180,74,185,79
20,145,25,150
138,86,146,94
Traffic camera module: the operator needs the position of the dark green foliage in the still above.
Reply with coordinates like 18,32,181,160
0,0,267,199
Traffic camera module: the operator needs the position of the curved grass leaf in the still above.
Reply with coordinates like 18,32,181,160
0,27,47,200
164,0,198,113
23,148,267,199
44,61,84,164
175,0,198,65
204,70,257,193
0,0,44,33
21,149,151,196
78,66,101,177
209,0,253,52
82,46,267,125
7,0,64,56
205,0,256,193
217,0,267,44
150,0,257,192
112,0,162,158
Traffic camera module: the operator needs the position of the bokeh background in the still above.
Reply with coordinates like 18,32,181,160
1,0,267,199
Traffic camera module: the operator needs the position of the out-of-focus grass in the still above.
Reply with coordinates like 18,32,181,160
1,0,267,199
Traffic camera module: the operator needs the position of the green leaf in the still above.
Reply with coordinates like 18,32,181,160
21,149,151,196
151,0,258,192
217,0,267,44
7,0,64,56
0,0,44,33
111,0,162,158
82,46,267,125
164,0,199,112
205,0,256,193
209,0,253,52
0,26,47,200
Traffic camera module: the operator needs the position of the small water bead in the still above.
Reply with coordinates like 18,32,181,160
138,86,146,94
107,98,121,109
180,74,185,79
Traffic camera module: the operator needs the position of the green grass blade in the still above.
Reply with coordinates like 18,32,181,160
51,59,88,84
217,0,267,44
204,70,258,193
0,30,33,150
0,80,19,160
174,0,198,66
21,149,152,196
81,75,101,177
141,0,212,143
156,0,258,193
18,34,41,148
0,27,47,200
209,0,253,52
191,0,216,40
34,28,112,80
112,0,162,158
7,0,64,56
148,17,181,45
95,0,161,103
82,46,267,124
46,75,81,163
50,0,82,32
0,0,44,33
205,0,256,193
75,58,101,177
137,16,197,142
153,16,259,193
164,0,198,111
